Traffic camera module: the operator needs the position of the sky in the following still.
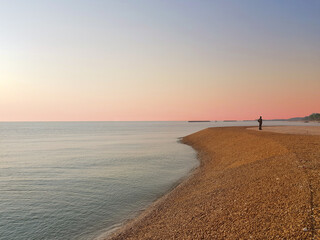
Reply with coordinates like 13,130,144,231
1,0,319,121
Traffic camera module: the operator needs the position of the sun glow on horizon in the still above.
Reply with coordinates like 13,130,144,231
1,1,319,121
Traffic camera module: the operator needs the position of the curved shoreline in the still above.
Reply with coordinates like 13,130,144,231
95,140,201,240
105,126,320,239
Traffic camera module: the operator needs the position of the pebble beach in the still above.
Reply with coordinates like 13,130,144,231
107,126,320,239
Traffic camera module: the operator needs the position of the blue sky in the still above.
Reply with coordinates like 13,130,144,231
1,1,319,120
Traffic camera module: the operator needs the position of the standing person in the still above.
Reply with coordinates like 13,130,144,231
258,116,263,130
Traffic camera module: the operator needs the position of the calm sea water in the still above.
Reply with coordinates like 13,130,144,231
0,121,317,240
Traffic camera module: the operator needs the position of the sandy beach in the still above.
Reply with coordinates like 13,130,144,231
107,126,320,239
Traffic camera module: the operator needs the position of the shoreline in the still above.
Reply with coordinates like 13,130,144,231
95,140,201,240
100,145,202,240
106,126,320,239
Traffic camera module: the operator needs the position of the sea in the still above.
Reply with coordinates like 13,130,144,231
0,121,318,240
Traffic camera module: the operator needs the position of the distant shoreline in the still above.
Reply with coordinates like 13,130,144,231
106,126,320,239
188,120,211,122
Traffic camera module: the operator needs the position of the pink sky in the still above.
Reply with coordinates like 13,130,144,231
1,1,319,121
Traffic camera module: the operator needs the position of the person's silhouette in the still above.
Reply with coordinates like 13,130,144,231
258,116,263,130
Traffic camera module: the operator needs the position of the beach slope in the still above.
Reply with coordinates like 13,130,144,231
108,127,320,239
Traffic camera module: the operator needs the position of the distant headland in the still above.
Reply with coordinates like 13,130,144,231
267,113,320,122
188,113,320,123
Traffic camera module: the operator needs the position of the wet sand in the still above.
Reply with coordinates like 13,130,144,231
107,126,320,239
